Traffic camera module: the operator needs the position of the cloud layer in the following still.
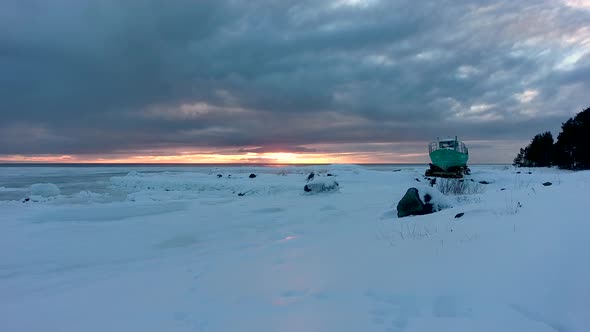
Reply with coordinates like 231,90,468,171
1,0,589,161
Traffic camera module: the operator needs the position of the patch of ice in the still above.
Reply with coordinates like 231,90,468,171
69,191,112,204
304,180,340,193
0,186,28,192
30,183,60,197
109,171,302,201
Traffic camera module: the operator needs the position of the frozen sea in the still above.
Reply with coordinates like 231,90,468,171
0,164,588,332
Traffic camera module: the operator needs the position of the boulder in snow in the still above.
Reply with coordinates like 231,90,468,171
30,183,60,197
542,182,552,186
396,187,451,218
249,174,257,178
304,180,339,193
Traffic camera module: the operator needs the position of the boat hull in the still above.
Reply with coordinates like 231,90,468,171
429,149,468,171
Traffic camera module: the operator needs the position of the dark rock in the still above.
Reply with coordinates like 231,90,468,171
249,174,257,178
454,212,465,219
470,179,475,182
392,169,402,172
542,182,552,186
306,172,315,182
527,172,532,174
429,178,436,187
397,188,423,218
500,188,506,191
238,192,246,196
327,173,333,177
516,171,521,174
217,174,222,178
22,198,30,203
479,181,491,184
415,178,421,182
422,203,434,214
396,188,437,218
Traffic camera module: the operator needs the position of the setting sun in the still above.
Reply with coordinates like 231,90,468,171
263,152,298,163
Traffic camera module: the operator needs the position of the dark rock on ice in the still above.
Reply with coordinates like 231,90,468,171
542,182,552,186
249,174,257,178
454,212,465,218
304,180,339,193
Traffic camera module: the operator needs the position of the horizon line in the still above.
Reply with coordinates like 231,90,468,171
0,162,510,166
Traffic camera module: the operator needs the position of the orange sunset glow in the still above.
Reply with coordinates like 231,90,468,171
0,146,432,164
0,152,399,164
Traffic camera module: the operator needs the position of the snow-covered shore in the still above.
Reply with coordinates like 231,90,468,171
0,165,588,332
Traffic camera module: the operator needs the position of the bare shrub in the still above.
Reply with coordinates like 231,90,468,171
436,179,486,195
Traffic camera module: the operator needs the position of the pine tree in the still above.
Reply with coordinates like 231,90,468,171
524,132,553,167
513,106,588,169
554,107,590,169
513,147,528,167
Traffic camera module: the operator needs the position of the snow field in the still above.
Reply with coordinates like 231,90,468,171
0,165,588,331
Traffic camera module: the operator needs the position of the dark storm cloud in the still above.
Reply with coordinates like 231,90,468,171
1,0,589,157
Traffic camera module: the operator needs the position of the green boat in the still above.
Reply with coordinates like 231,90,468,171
428,137,469,172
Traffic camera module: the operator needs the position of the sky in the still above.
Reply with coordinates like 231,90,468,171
1,0,589,164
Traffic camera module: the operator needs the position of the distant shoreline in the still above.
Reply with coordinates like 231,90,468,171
0,163,509,167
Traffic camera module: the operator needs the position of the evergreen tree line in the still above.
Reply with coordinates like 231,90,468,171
513,106,589,169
